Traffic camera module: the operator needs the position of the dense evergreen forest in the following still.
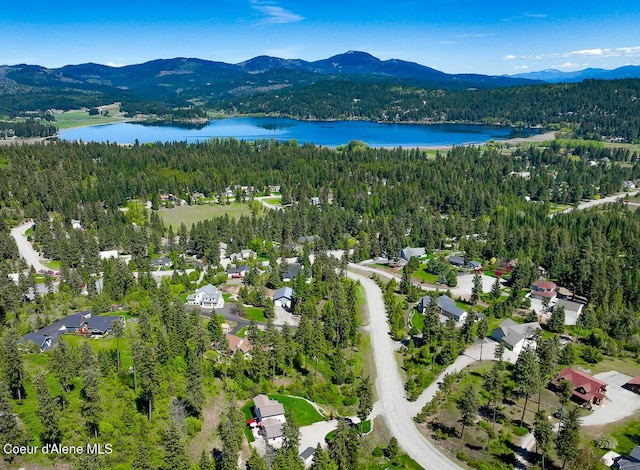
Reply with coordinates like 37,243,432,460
225,78,640,142
0,137,640,469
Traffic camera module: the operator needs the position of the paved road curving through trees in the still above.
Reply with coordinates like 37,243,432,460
347,268,461,470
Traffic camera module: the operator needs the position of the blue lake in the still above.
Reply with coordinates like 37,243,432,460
60,117,540,147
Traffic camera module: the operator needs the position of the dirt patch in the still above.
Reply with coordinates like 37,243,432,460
189,391,226,461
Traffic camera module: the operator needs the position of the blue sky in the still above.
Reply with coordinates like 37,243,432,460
1,0,639,75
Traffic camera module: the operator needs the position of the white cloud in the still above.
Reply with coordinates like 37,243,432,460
502,54,517,60
514,65,529,70
520,54,543,60
560,62,579,69
436,40,456,45
566,48,603,57
106,61,125,67
250,0,304,25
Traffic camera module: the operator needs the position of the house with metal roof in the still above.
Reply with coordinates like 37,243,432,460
491,319,541,355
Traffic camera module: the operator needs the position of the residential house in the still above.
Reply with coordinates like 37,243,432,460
300,447,315,467
297,235,319,245
186,284,225,309
530,280,558,301
151,256,173,269
554,298,585,326
21,312,124,352
625,377,640,395
550,367,607,406
219,242,228,259
491,319,541,355
227,265,250,279
417,294,433,313
436,295,467,323
449,255,465,267
282,264,312,283
229,250,255,261
615,445,640,469
274,287,295,309
400,246,426,261
253,394,286,445
468,260,482,271
225,334,253,356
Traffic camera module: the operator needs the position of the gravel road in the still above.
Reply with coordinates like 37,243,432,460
347,268,461,470
10,221,51,273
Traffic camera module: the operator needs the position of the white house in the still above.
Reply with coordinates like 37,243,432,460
400,246,426,261
253,394,286,446
274,287,295,309
554,298,585,326
492,319,541,355
186,284,224,309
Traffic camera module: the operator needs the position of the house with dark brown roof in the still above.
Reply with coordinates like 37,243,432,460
550,367,607,406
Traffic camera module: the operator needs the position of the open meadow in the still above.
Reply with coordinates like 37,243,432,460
158,203,253,228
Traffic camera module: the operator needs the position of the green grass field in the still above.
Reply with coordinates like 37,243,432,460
412,268,439,284
409,311,424,331
263,197,282,205
159,203,252,229
244,306,267,323
269,393,324,426
53,107,130,129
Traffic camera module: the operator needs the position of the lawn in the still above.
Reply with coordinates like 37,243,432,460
158,203,252,228
412,268,439,284
269,394,324,426
263,197,282,205
409,311,424,331
244,306,267,323
53,107,130,129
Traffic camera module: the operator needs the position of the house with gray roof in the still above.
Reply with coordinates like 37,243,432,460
274,287,295,309
554,298,585,326
417,294,433,313
186,284,224,309
400,246,426,261
437,295,467,323
253,394,286,445
492,319,541,355
449,255,465,267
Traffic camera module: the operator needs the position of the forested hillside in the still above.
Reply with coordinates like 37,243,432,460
225,78,640,142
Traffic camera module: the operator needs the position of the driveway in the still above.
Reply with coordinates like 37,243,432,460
581,371,640,426
347,268,461,470
298,420,338,454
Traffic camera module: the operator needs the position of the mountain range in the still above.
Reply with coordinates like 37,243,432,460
1,50,639,114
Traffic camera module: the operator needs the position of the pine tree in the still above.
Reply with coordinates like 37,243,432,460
548,305,565,333
34,373,61,445
491,277,501,299
356,376,373,434
329,419,358,470
456,383,479,438
81,363,102,438
534,410,553,469
471,272,482,304
0,390,26,462
163,421,189,470
556,407,581,468
245,447,267,470
483,361,505,428
1,328,25,400
513,344,541,426
111,317,125,372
